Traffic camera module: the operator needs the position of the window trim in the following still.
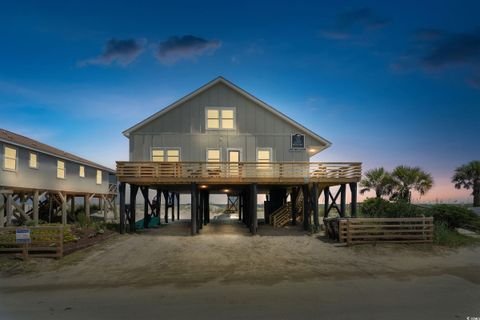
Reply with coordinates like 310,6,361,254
256,147,273,162
57,160,65,179
29,152,38,169
3,145,17,172
205,107,236,130
79,165,85,178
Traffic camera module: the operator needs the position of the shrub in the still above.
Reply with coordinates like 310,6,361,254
430,204,480,232
360,198,429,218
433,221,479,246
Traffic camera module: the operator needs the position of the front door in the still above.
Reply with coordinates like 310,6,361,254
228,150,240,163
228,150,241,176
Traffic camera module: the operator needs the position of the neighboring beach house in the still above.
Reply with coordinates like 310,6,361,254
0,129,116,226
117,77,362,234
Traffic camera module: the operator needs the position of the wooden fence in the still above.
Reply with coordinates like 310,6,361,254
0,226,64,259
338,217,434,245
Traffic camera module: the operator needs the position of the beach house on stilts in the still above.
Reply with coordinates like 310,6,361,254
117,77,361,235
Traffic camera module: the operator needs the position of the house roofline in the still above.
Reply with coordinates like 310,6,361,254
122,76,332,151
0,130,115,174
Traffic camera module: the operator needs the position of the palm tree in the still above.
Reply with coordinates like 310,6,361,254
359,167,393,198
390,165,433,203
452,161,480,207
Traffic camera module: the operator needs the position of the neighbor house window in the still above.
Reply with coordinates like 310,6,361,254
29,152,38,169
57,160,65,179
79,165,85,177
207,149,221,162
257,148,272,162
206,108,235,129
3,146,17,171
166,149,180,162
96,170,102,185
152,149,164,162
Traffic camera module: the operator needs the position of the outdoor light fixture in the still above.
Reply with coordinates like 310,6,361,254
223,189,230,193
309,148,316,153
200,185,208,189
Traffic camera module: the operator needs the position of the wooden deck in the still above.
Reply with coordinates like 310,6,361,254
116,161,362,185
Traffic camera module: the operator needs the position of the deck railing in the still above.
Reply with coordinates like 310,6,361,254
116,161,362,184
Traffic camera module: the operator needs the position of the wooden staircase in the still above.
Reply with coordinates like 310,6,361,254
270,188,304,228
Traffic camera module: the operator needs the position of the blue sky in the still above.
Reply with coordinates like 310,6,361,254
1,0,479,202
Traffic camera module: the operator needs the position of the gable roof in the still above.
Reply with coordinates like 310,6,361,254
123,76,332,150
0,129,115,173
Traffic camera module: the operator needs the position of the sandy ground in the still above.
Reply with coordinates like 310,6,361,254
0,221,479,319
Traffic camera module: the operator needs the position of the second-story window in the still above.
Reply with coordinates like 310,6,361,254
3,146,17,171
79,165,85,177
57,160,65,179
29,152,38,169
96,170,102,184
206,108,235,129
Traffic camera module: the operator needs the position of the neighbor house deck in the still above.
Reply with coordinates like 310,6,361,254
116,161,362,186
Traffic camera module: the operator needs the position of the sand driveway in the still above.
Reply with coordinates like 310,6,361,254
0,222,479,319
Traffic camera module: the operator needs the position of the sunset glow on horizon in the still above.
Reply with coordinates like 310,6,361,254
0,1,478,204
